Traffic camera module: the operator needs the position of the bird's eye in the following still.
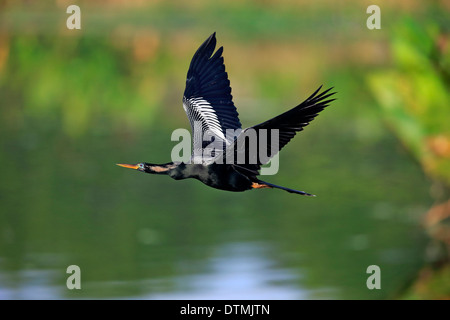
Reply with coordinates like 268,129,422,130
139,163,145,169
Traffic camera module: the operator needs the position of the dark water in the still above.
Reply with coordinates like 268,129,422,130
0,114,431,299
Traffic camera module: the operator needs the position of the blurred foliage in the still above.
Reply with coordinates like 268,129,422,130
0,35,168,137
368,15,450,299
401,265,450,300
368,17,450,190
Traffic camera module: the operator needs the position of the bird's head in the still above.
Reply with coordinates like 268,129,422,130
116,162,149,173
117,162,175,174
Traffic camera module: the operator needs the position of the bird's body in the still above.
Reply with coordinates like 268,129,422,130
136,162,256,192
118,33,336,196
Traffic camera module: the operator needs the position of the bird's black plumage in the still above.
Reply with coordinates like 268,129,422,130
183,32,241,153
229,85,335,176
118,33,336,196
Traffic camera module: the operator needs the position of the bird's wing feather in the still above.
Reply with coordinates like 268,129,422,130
183,33,242,157
226,86,336,176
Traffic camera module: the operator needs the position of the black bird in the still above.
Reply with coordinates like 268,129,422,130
118,33,335,196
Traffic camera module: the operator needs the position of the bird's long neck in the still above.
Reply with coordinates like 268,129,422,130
145,162,178,175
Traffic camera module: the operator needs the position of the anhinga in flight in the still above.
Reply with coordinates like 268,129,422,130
118,33,335,196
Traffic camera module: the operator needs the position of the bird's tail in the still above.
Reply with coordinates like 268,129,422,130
252,180,316,196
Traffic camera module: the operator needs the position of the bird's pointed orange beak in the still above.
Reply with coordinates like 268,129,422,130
116,163,140,170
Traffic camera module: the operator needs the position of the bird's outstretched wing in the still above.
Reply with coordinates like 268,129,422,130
183,33,242,159
227,86,336,176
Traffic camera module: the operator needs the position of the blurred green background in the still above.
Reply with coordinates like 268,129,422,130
0,0,449,299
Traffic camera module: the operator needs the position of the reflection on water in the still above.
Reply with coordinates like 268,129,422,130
0,269,60,300
141,242,307,300
0,243,321,300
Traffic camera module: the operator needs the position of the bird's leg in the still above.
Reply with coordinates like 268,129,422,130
251,182,272,189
